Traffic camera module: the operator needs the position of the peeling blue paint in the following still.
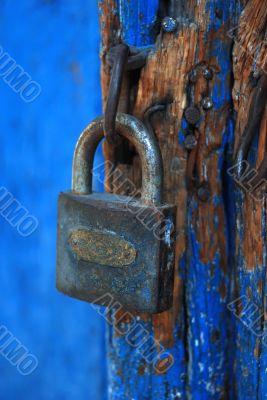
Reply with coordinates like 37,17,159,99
105,1,254,399
118,0,160,46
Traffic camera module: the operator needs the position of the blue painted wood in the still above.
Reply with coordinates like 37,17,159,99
0,2,106,399
230,105,266,398
105,2,187,398
105,1,249,399
118,0,160,46
185,3,243,398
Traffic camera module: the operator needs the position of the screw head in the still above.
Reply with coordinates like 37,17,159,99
184,134,197,150
201,97,214,110
184,106,201,125
197,185,211,202
162,17,177,33
202,67,213,80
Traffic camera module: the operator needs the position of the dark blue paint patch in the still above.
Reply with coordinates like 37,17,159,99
118,0,160,46
178,120,187,145
107,320,187,399
184,1,243,397
186,220,230,398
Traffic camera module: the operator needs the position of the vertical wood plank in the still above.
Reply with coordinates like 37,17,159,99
229,0,267,398
98,1,261,399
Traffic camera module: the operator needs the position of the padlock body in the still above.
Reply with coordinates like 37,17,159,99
56,191,176,313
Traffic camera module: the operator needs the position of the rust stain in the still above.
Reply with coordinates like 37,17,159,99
254,338,260,359
211,329,220,343
257,279,263,295
116,368,123,377
99,0,120,106
188,17,232,271
243,196,264,270
232,0,267,152
138,364,145,376
232,0,267,273
257,108,267,169
69,228,137,267
99,0,121,190
246,287,253,300
219,280,227,300
117,309,133,324
236,296,243,317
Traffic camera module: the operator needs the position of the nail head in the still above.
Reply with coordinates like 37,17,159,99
162,17,178,33
184,134,197,150
202,67,213,80
197,185,211,202
202,97,213,110
184,106,201,125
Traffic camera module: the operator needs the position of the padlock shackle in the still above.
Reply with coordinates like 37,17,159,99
72,113,163,205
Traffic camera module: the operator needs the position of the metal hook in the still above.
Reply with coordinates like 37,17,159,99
143,103,167,136
106,45,151,71
104,44,129,145
104,44,151,146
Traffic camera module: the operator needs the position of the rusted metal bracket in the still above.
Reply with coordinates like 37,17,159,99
143,103,168,137
104,45,152,146
106,45,151,71
184,63,215,198
104,44,129,145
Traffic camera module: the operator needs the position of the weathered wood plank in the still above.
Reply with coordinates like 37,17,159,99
98,1,260,398
230,0,267,398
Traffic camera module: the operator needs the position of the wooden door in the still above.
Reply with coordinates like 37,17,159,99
98,1,267,399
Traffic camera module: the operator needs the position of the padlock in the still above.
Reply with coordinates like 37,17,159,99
56,113,176,313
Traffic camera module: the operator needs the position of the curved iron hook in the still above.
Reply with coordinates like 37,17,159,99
106,45,151,71
104,44,129,145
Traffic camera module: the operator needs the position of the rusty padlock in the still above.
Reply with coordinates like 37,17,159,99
56,113,176,313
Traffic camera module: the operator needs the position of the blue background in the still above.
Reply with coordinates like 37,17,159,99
0,1,107,399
